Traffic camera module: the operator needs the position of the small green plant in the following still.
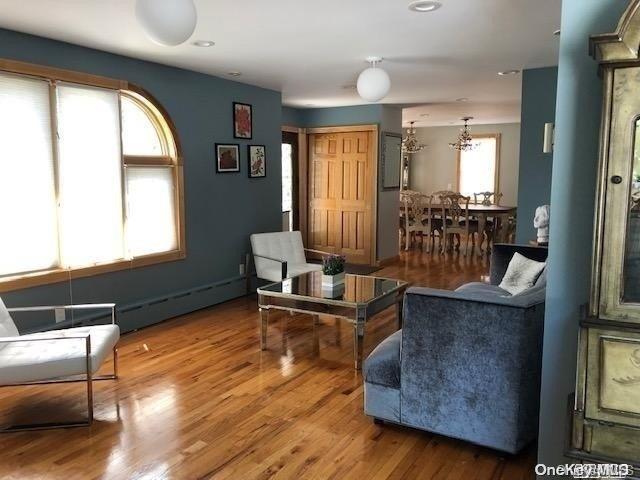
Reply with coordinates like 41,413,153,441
322,254,346,276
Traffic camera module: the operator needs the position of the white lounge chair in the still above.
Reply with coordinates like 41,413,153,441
250,231,326,282
0,297,119,432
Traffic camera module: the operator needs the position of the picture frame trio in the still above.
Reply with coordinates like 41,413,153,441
215,102,266,178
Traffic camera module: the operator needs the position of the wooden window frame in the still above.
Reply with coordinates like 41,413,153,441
455,133,502,199
0,59,186,293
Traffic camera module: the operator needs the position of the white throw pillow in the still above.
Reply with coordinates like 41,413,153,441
499,253,547,296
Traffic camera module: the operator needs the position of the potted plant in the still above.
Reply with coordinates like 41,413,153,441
322,254,346,288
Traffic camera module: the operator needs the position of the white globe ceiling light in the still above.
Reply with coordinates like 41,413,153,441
135,0,197,46
357,57,391,103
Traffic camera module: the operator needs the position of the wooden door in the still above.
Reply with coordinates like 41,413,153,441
308,131,374,265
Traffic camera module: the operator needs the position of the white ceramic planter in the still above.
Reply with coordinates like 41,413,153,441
322,271,345,288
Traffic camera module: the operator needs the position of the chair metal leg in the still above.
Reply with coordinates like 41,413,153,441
1,343,119,433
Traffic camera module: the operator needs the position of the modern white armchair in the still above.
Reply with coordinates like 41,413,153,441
250,231,326,283
0,297,119,432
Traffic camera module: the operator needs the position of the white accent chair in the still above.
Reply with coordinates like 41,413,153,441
250,231,326,283
0,297,119,432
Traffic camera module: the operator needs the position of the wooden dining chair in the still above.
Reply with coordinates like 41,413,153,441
473,191,504,206
401,192,430,251
440,193,479,256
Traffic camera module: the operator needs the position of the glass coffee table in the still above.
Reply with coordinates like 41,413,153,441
257,271,409,370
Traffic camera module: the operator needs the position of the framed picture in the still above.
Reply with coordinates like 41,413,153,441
215,143,240,173
233,102,252,139
248,145,266,178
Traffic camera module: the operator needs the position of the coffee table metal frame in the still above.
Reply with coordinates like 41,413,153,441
257,275,409,370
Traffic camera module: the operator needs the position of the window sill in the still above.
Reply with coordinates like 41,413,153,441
0,249,186,293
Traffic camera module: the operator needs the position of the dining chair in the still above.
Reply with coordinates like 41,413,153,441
440,193,478,256
473,191,504,206
401,192,430,251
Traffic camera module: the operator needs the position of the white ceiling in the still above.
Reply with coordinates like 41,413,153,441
0,0,561,126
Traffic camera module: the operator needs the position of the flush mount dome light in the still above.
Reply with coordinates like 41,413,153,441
136,0,197,46
193,40,214,47
408,0,442,12
357,57,391,103
498,69,521,76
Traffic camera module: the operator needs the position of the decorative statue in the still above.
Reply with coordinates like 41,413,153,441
533,205,550,245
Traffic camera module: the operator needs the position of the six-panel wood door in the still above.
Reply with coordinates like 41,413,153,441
308,131,374,265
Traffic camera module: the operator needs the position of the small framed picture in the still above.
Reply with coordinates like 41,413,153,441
248,145,266,178
233,102,252,139
215,143,240,173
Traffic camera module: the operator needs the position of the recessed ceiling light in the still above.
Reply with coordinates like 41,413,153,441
228,71,242,77
408,0,442,12
193,40,215,47
456,97,469,102
498,69,520,76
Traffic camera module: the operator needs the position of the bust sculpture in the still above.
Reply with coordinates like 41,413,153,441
534,205,550,245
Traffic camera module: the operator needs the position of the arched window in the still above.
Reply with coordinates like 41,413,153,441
0,60,185,291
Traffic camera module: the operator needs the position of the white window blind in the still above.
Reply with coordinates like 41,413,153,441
125,167,177,257
458,137,498,198
0,73,59,276
56,84,124,268
121,95,163,156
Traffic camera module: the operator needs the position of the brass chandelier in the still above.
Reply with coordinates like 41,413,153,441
402,121,426,154
449,117,479,152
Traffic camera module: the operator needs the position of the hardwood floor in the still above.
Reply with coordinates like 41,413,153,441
0,249,536,480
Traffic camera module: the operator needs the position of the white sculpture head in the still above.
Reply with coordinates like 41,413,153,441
534,205,550,243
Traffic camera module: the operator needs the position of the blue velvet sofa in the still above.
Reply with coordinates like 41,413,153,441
363,244,548,454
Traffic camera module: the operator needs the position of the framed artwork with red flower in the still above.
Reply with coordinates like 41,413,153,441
233,102,252,139
215,143,240,173
248,145,266,178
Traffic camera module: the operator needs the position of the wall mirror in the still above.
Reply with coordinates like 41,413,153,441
381,132,402,190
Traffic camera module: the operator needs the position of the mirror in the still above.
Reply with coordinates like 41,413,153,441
623,118,640,302
381,132,402,190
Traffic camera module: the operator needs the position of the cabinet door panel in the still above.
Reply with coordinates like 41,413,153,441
599,66,640,323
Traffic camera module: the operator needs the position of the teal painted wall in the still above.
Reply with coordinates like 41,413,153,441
538,0,627,474
0,28,282,333
516,67,558,244
282,104,401,261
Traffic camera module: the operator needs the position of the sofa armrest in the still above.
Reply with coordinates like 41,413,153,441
406,286,545,309
398,287,545,452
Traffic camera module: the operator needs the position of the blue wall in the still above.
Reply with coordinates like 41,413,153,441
516,67,558,244
0,29,282,332
282,104,401,261
538,0,626,474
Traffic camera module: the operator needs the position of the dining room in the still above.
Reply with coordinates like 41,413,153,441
399,86,555,258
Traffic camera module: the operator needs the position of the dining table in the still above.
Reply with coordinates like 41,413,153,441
400,203,517,245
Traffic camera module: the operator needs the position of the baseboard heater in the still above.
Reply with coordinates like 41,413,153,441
22,274,251,335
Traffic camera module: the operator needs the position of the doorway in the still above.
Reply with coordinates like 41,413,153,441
281,130,299,232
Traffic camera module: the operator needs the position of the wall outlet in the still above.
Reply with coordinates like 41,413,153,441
239,263,245,275
54,307,65,323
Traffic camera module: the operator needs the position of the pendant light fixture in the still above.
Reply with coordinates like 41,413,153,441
402,122,426,154
449,117,479,152
357,57,391,103
136,0,197,46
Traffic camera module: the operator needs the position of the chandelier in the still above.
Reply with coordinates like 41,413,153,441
402,121,426,154
449,117,479,152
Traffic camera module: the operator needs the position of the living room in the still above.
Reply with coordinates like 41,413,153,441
0,1,638,479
